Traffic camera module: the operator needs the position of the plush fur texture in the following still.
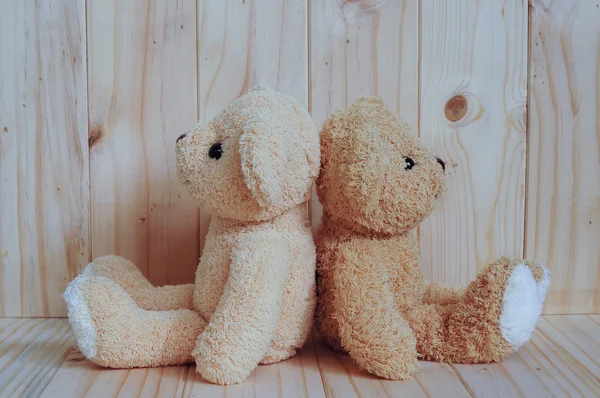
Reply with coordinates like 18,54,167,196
64,85,319,385
314,97,551,380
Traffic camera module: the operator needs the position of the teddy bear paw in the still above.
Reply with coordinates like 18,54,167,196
63,274,98,360
499,262,551,350
195,355,250,386
193,338,252,385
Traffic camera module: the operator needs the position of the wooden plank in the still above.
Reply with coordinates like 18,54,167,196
0,0,89,316
536,315,600,377
88,0,198,285
0,319,74,398
452,351,553,397
182,334,326,398
309,0,419,228
197,0,309,248
418,0,528,286
312,330,471,398
526,0,600,314
40,347,188,398
515,330,600,396
274,336,327,398
453,320,600,397
47,339,323,397
411,363,472,398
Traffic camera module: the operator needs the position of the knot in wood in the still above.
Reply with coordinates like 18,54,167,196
88,125,104,147
445,95,468,122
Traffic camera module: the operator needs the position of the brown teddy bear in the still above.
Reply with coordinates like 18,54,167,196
314,97,550,380
63,84,320,385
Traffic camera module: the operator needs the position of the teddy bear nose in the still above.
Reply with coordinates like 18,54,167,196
436,157,446,171
176,132,187,143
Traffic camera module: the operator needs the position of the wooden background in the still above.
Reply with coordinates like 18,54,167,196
0,0,598,317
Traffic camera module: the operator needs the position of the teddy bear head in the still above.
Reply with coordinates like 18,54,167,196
317,97,445,235
176,85,319,222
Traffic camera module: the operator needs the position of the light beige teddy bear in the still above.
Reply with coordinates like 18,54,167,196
64,85,320,385
315,97,550,380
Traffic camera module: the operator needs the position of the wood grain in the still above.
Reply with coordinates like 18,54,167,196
40,348,188,398
451,338,554,397
518,330,600,396
309,0,419,228
419,0,528,287
197,0,309,248
0,0,89,317
526,0,600,314
87,0,198,286
0,319,74,397
536,315,600,377
453,320,600,397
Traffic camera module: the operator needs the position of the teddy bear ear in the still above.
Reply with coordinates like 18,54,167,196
342,125,388,214
353,96,385,106
239,118,287,208
248,81,272,92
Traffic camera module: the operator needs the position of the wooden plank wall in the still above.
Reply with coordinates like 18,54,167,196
0,0,598,316
527,0,600,314
419,0,528,287
88,0,199,288
0,0,89,317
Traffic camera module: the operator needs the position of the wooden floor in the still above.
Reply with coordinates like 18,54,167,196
1,316,599,397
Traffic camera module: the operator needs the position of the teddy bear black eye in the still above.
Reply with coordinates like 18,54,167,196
404,157,415,170
208,143,223,159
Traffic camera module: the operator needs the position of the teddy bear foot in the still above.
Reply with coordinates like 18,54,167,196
81,255,195,311
63,274,205,368
63,273,99,361
499,261,551,350
458,258,551,359
82,255,152,290
405,257,550,364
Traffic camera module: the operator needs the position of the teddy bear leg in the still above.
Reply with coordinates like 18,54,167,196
63,274,206,368
404,256,550,363
422,283,466,305
83,255,195,311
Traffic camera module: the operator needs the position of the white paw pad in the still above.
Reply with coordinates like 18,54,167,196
63,274,97,359
499,263,550,350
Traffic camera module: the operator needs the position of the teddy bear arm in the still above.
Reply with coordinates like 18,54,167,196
193,232,292,385
331,244,419,380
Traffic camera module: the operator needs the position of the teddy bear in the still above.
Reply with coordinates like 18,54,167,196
314,97,550,380
63,84,320,385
